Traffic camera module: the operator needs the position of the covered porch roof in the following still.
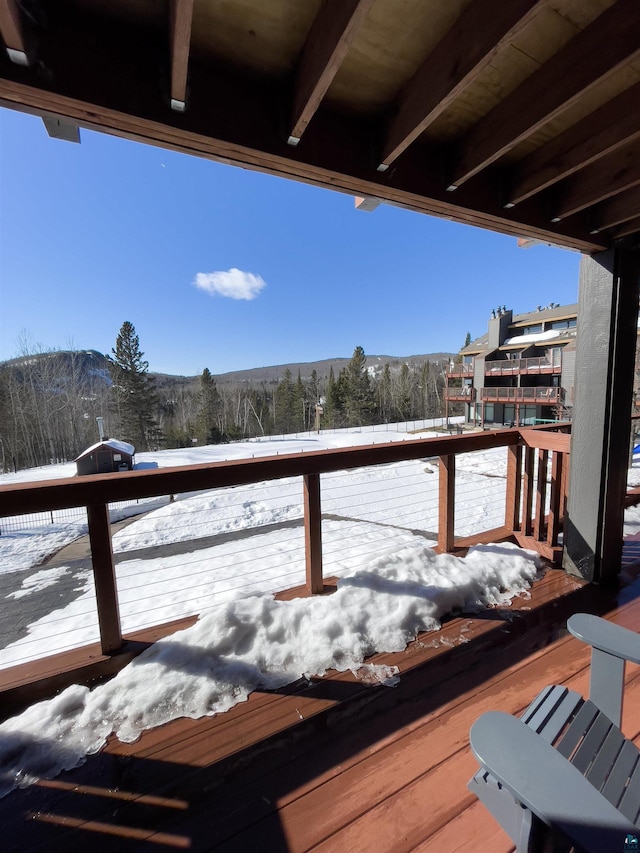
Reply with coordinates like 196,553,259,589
1,0,640,254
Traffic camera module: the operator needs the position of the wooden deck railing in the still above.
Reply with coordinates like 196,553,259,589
484,357,560,375
0,425,570,664
444,386,476,402
481,386,565,405
446,362,474,377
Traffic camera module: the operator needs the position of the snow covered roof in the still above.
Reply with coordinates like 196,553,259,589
502,329,574,347
75,439,135,461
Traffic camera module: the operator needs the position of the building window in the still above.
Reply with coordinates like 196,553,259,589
550,318,577,331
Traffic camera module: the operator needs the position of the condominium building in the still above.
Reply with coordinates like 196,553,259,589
445,303,578,428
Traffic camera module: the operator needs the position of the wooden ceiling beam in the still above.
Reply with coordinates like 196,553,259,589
378,0,545,171
169,0,194,112
613,215,640,240
449,0,640,190
553,141,640,221
590,187,640,233
508,82,640,206
0,9,605,253
0,0,32,65
288,0,374,146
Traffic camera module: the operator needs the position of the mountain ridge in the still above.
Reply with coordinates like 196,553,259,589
1,350,456,386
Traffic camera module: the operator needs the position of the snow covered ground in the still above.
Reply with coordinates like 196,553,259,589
0,421,637,798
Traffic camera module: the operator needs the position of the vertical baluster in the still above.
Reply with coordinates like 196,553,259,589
521,446,535,536
547,449,564,548
505,443,522,533
534,448,549,541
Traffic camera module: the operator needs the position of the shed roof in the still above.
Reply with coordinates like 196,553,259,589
75,439,135,463
1,1,639,253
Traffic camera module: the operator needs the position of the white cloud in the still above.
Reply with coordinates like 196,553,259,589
194,268,266,300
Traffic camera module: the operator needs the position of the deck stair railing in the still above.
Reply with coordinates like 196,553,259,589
0,425,571,698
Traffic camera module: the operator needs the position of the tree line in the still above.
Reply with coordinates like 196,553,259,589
0,323,450,472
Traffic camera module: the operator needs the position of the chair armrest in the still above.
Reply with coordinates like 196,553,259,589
470,711,638,853
568,614,640,664
567,614,639,727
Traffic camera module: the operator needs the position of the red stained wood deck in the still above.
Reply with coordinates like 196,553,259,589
2,556,640,852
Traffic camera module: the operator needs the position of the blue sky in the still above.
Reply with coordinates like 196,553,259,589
0,108,580,376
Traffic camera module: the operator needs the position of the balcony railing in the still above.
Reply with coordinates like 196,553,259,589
446,363,474,377
0,425,571,705
481,387,565,404
444,386,476,402
484,357,560,375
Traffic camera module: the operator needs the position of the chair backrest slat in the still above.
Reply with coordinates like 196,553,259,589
619,756,640,824
585,726,625,790
520,684,558,726
570,712,612,773
555,700,599,758
602,740,640,813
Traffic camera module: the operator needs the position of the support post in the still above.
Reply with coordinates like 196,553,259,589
438,454,455,552
87,503,122,653
563,247,640,583
303,473,323,593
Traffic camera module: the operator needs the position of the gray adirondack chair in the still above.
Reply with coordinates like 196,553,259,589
468,614,640,852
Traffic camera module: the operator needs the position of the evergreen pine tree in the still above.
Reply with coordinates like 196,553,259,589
274,368,296,433
377,363,392,423
396,362,413,421
345,345,374,426
419,362,430,418
196,368,223,443
324,367,337,427
108,321,159,451
294,371,306,431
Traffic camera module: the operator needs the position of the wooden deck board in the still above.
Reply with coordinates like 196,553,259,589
1,563,639,851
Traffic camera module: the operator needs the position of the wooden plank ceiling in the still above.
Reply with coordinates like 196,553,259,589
1,0,640,252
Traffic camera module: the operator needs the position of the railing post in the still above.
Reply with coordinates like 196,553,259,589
438,455,455,553
87,503,122,654
303,473,323,594
505,444,522,533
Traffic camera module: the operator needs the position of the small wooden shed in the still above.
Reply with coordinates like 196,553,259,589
75,439,135,476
